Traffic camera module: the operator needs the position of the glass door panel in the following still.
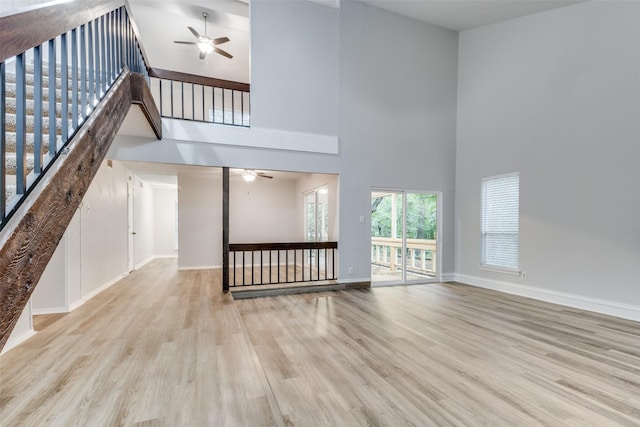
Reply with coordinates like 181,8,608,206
404,193,437,281
371,191,404,283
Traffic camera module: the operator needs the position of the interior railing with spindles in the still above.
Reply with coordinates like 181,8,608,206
1,2,148,229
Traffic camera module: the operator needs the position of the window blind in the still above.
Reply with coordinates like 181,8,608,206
481,173,519,270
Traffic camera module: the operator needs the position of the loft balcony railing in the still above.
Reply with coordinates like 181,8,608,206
148,68,250,127
371,237,436,277
227,241,338,290
1,2,148,228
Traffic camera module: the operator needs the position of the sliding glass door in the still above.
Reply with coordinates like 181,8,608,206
371,190,439,285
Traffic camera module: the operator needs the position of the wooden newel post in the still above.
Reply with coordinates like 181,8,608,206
222,167,229,292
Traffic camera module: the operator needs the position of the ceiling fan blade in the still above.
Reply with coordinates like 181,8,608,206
174,40,197,45
199,50,207,60
213,37,230,45
214,47,233,59
257,173,273,179
188,26,201,39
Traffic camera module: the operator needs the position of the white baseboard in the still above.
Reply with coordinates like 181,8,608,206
1,328,36,355
338,277,369,284
440,273,456,282
32,307,69,315
68,272,129,312
455,273,640,322
154,254,178,259
134,255,156,270
177,265,221,271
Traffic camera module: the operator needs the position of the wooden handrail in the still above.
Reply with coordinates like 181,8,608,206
230,242,337,251
1,0,121,62
149,68,250,92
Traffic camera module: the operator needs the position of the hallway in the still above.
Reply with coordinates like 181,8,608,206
1,259,639,425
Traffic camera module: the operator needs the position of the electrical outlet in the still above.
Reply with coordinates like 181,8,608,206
348,267,354,275
521,272,527,280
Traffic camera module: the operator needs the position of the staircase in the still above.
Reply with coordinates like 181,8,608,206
1,1,163,350
4,63,68,208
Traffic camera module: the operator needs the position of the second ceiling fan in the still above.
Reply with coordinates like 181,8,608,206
174,12,232,60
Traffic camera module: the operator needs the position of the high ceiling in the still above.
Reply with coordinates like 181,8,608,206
356,0,584,31
125,0,585,85
127,0,250,83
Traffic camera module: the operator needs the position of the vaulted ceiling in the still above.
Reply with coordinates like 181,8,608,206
126,0,584,85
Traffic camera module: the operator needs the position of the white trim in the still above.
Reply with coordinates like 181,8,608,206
68,299,85,312
69,272,129,311
455,273,640,322
478,265,521,275
154,254,178,259
177,265,222,271
32,307,69,315
338,277,369,284
440,273,456,282
134,255,156,270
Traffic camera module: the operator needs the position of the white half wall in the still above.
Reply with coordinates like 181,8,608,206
455,1,640,309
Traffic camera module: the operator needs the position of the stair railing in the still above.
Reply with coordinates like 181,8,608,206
228,241,338,289
148,68,250,127
1,2,148,229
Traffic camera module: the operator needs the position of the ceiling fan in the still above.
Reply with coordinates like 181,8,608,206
234,169,273,182
174,12,233,60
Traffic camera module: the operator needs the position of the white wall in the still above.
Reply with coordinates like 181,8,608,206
177,171,303,267
1,302,33,355
178,173,221,269
31,237,66,312
79,161,130,295
337,1,458,280
250,0,339,137
111,1,459,283
456,1,640,314
153,187,178,256
230,177,299,243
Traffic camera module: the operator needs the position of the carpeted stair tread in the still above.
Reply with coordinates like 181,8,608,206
4,112,63,134
4,152,36,176
5,132,54,154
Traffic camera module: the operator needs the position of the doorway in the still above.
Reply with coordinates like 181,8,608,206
371,190,440,285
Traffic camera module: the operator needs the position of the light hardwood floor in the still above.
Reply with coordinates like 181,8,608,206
1,258,639,426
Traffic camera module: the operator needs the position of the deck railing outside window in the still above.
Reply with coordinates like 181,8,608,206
371,237,436,276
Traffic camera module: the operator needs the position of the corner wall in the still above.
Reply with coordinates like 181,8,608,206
455,1,640,318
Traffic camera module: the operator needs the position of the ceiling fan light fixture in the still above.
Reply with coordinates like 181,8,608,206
197,40,214,54
242,169,257,182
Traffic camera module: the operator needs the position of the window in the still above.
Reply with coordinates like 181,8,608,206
481,173,519,270
304,186,329,242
